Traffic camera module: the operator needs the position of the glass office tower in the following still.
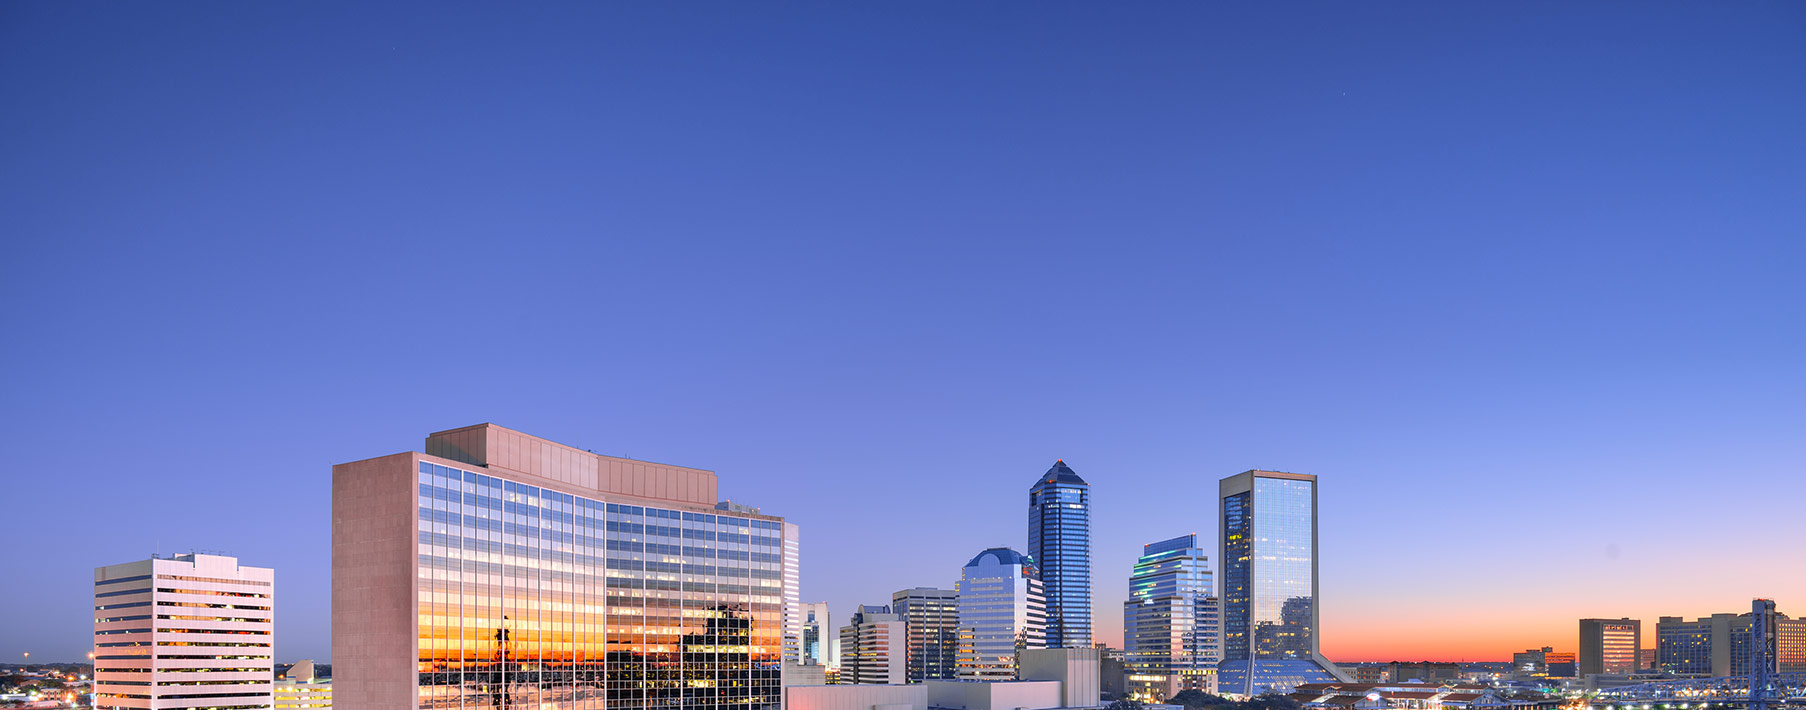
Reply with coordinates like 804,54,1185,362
334,424,792,710
1028,461,1091,649
1217,470,1347,696
956,548,1047,681
1123,534,1220,701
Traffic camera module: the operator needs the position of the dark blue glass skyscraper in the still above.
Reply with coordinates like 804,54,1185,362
1028,460,1092,649
1217,470,1349,696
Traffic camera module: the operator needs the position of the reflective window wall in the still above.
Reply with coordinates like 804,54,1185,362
416,462,783,710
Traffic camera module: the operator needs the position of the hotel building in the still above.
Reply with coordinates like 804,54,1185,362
1579,619,1642,676
93,553,275,710
1657,605,1806,675
955,548,1046,681
891,588,958,682
1123,534,1220,701
332,423,794,710
1028,461,1091,649
1217,470,1349,695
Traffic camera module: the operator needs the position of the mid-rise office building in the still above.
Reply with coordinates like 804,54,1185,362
1028,461,1091,649
93,553,275,710
892,587,958,682
1658,604,1806,675
1545,652,1577,678
956,548,1047,681
1512,647,1559,676
1217,470,1350,695
838,605,906,685
1123,534,1219,701
800,602,832,667
332,423,795,710
1580,618,1642,676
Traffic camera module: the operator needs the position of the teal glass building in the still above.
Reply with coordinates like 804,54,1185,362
1123,534,1220,701
1216,470,1348,696
1028,461,1091,649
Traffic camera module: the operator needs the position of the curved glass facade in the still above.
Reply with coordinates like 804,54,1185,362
1028,462,1092,649
415,462,783,710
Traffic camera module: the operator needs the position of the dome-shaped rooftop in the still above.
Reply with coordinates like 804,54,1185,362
1033,459,1087,486
965,547,1036,568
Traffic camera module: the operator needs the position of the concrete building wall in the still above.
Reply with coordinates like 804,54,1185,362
425,423,718,505
786,664,830,687
924,680,1062,710
1020,648,1100,708
786,684,928,710
331,451,419,710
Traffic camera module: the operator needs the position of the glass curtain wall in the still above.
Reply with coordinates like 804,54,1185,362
416,462,783,710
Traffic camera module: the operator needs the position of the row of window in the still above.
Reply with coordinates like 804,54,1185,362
418,464,781,531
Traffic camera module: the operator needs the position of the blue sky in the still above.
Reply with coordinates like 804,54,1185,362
2,1,1802,663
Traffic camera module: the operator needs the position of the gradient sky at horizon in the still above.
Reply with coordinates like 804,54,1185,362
3,1,1803,665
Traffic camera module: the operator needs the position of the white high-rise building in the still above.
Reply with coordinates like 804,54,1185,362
93,553,275,710
784,522,804,665
955,548,1046,681
838,605,906,685
800,602,832,666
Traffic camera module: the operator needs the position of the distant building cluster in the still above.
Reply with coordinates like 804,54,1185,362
75,420,1799,710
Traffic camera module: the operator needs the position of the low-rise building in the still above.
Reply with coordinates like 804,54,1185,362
1289,683,1561,710
785,679,1076,710
1019,648,1100,708
274,659,331,709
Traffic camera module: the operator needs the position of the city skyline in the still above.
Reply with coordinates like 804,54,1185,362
18,430,1803,666
4,0,1804,672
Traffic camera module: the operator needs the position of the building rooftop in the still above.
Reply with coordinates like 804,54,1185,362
966,547,1036,568
1035,459,1087,486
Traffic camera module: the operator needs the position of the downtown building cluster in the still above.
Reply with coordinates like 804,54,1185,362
82,422,1380,710
813,464,1349,701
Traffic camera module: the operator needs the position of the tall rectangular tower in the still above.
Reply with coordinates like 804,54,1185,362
93,553,275,710
1217,470,1347,695
333,423,793,710
892,587,959,682
1028,460,1092,649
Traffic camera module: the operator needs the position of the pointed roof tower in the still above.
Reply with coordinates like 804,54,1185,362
1039,459,1087,486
